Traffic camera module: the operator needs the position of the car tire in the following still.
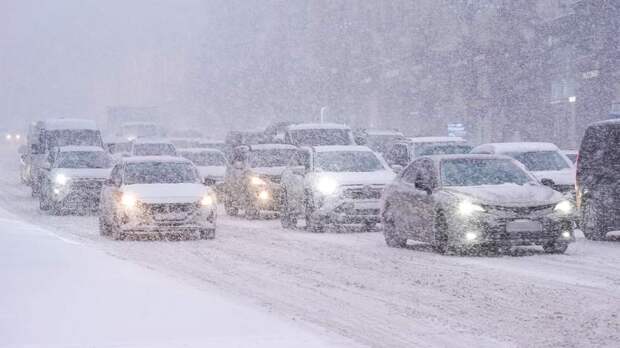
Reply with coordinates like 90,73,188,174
383,207,406,248
582,200,606,241
99,216,111,236
280,189,297,229
111,217,125,241
543,240,568,254
433,211,451,254
200,228,215,240
39,191,51,211
304,192,324,233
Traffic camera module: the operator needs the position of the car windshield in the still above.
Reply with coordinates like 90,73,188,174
416,144,472,156
124,162,199,184
441,158,532,186
316,151,385,172
47,129,102,148
181,152,227,166
133,143,176,156
506,151,571,171
248,149,296,167
289,129,352,146
56,151,112,169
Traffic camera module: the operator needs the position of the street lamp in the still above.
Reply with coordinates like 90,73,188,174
568,96,577,148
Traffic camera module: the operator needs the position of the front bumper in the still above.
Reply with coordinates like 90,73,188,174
52,182,104,210
314,198,382,225
119,204,216,233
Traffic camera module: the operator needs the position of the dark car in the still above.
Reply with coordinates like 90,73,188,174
576,119,620,240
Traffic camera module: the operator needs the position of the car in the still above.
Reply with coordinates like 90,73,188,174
470,142,575,195
562,150,578,164
353,129,405,156
39,146,113,214
99,156,217,240
4,130,24,145
178,148,228,191
129,138,177,157
381,154,576,253
576,119,620,240
280,145,395,232
385,136,471,168
283,123,356,147
104,138,132,162
223,144,297,218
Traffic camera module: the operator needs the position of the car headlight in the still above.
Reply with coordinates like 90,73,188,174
315,177,339,195
457,200,485,216
5,134,11,140
15,134,20,140
54,173,69,186
201,194,215,206
250,176,266,186
554,200,574,215
258,190,271,201
121,193,137,209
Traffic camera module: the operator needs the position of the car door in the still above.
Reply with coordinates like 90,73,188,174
410,159,438,241
388,163,422,240
394,159,436,242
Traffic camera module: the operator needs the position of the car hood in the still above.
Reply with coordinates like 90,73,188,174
312,170,395,187
251,166,287,176
531,169,575,186
121,183,209,204
443,183,563,206
197,166,226,179
52,168,111,180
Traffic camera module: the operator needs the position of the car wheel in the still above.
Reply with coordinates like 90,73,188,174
39,191,50,211
432,211,451,254
304,192,325,233
98,216,111,236
200,228,215,240
543,240,568,254
383,207,406,248
280,189,297,229
582,200,606,241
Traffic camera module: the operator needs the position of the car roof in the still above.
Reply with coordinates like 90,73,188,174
249,143,297,151
178,147,226,155
132,138,173,145
407,136,465,143
473,142,560,153
421,153,516,165
43,118,99,131
122,156,190,164
287,123,351,131
56,145,104,153
364,129,404,136
310,145,374,153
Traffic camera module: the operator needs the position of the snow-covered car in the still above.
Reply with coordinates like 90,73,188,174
99,156,217,240
381,154,575,253
280,145,395,231
105,138,131,162
178,148,227,190
129,138,177,157
576,119,620,240
284,123,356,147
39,146,113,214
471,142,575,195
223,144,297,218
385,136,471,168
354,129,405,156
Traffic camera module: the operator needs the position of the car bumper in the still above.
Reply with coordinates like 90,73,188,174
316,199,382,225
120,207,217,233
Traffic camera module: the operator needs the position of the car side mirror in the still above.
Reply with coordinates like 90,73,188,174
540,178,555,188
415,179,432,195
390,165,403,174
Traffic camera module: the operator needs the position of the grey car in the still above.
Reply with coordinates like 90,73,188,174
381,154,576,254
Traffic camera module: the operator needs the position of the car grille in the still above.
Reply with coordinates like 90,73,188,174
71,179,105,192
342,185,384,200
144,203,197,215
482,204,554,218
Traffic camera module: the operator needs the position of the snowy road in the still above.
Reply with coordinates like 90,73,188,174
1,150,619,348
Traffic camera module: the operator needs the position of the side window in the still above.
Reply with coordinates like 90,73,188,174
390,143,409,165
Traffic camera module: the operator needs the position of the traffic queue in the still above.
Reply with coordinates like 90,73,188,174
15,117,620,255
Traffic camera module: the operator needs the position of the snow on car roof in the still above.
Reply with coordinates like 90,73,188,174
178,147,226,154
249,143,297,150
477,142,560,153
364,129,403,136
408,136,465,143
44,118,99,131
287,123,351,131
132,138,173,145
312,145,374,153
122,156,190,164
423,153,516,165
56,145,104,153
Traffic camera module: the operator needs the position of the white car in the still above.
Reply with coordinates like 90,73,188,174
471,142,575,194
99,156,217,240
178,148,228,188
280,145,395,231
39,146,113,214
130,138,177,157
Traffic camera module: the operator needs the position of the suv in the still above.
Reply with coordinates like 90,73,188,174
284,123,356,147
279,145,395,232
130,138,177,157
576,119,620,240
385,136,471,168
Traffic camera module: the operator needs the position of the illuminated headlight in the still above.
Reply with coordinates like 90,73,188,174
250,176,266,186
201,194,215,207
554,200,574,215
54,174,69,186
258,190,271,201
561,231,571,239
457,200,485,217
15,134,20,140
121,193,137,209
5,134,11,140
315,177,338,196
465,232,478,241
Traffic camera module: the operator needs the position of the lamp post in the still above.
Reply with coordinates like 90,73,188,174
568,96,577,148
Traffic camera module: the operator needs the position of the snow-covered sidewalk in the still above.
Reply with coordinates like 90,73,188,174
0,208,356,348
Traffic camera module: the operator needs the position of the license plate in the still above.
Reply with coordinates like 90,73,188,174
506,219,542,233
155,212,186,221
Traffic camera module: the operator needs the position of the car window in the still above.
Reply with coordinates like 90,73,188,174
505,151,571,171
124,162,199,185
441,158,532,186
315,151,385,172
